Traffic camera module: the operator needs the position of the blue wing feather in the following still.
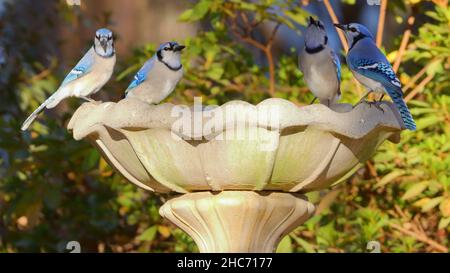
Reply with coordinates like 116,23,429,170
347,38,416,130
331,50,341,83
352,58,416,130
126,57,155,91
352,59,402,95
126,71,146,90
60,48,95,87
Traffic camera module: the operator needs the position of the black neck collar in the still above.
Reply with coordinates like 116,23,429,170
305,36,328,54
157,50,182,71
305,45,324,54
350,34,367,50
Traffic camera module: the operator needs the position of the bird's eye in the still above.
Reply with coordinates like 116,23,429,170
164,47,170,51
350,27,357,32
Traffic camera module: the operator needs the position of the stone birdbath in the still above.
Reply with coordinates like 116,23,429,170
67,97,403,253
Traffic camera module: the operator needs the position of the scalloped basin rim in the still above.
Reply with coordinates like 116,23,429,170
68,97,403,142
67,97,403,193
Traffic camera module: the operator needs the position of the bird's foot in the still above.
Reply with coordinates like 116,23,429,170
366,101,384,113
353,91,374,109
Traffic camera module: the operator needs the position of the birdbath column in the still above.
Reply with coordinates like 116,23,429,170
68,98,403,253
160,191,315,253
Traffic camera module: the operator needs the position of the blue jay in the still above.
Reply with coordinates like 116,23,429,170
299,16,341,106
334,23,416,131
21,28,116,131
125,41,185,104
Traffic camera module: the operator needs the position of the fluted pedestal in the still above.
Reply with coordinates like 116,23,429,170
160,191,315,253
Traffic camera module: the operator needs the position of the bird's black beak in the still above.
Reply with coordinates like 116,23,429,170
334,23,346,31
308,16,316,26
174,44,186,52
100,38,107,52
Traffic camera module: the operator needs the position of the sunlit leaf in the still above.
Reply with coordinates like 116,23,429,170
401,181,429,200
137,226,158,242
291,234,316,253
421,196,444,212
438,217,450,229
439,198,450,217
375,170,406,188
276,235,293,253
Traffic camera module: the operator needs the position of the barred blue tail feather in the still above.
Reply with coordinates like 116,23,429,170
388,88,416,131
21,94,57,131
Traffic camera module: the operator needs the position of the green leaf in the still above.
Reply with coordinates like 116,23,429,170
291,234,316,253
82,149,100,171
180,0,211,22
206,65,224,80
426,60,443,76
304,214,322,231
178,9,194,22
421,196,444,212
416,116,444,130
137,226,158,242
375,170,406,188
239,2,258,11
284,9,309,26
438,217,450,229
401,181,429,200
276,235,293,253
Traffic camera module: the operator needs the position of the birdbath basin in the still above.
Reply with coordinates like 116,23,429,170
68,97,403,252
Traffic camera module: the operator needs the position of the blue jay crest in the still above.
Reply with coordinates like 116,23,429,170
66,0,81,6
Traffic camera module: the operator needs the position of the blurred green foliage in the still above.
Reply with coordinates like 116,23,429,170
0,0,449,252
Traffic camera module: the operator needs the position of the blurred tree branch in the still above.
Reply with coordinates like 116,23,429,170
376,0,388,47
322,0,348,52
393,16,415,72
229,11,280,97
389,222,448,252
